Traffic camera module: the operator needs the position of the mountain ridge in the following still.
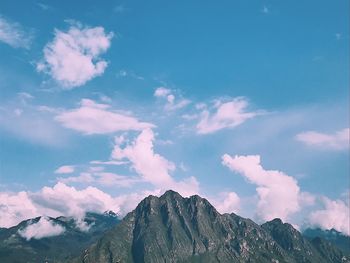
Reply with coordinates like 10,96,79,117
0,212,120,263
73,190,350,263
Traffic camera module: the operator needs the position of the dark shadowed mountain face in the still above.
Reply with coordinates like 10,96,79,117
303,228,350,254
0,212,120,263
73,190,350,263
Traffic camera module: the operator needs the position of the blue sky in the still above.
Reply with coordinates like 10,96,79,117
0,0,349,234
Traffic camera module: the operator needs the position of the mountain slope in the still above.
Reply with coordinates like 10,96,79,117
74,190,349,263
0,212,120,263
303,228,350,254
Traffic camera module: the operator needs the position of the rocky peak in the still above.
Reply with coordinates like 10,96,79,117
74,191,350,263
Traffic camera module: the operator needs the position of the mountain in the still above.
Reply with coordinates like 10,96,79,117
0,211,120,263
303,228,350,254
73,190,350,263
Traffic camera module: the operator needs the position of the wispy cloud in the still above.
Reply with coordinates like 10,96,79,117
295,128,349,150
0,15,33,49
54,165,75,174
0,98,68,147
58,172,142,188
36,2,51,11
55,99,154,135
261,6,269,14
116,69,144,80
154,87,191,111
37,22,113,88
196,97,264,134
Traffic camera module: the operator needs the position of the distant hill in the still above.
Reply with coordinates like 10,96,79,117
0,211,119,263
72,190,349,263
303,228,350,254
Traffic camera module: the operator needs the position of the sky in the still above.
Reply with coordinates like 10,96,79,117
0,0,349,236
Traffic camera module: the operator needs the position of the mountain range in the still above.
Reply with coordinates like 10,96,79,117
73,190,349,263
0,211,119,262
0,190,349,263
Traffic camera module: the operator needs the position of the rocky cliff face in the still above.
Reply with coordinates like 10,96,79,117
75,190,350,263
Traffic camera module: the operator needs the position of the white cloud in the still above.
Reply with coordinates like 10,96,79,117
0,191,41,228
210,192,240,214
296,128,349,150
154,87,191,111
18,216,65,240
196,97,262,134
309,197,350,236
111,129,200,196
222,154,304,222
0,183,164,228
154,87,171,97
55,165,75,174
55,99,154,134
0,183,123,228
0,16,33,48
37,22,113,88
58,172,141,188
30,183,122,220
90,160,127,166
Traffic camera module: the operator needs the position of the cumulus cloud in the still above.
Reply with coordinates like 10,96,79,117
0,183,122,228
222,154,304,221
296,128,349,150
196,97,263,134
37,22,113,88
0,183,165,228
18,217,65,240
30,183,122,220
154,87,190,111
55,99,154,134
309,197,350,235
0,15,33,48
0,191,41,228
210,192,240,214
111,129,199,196
54,165,75,174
